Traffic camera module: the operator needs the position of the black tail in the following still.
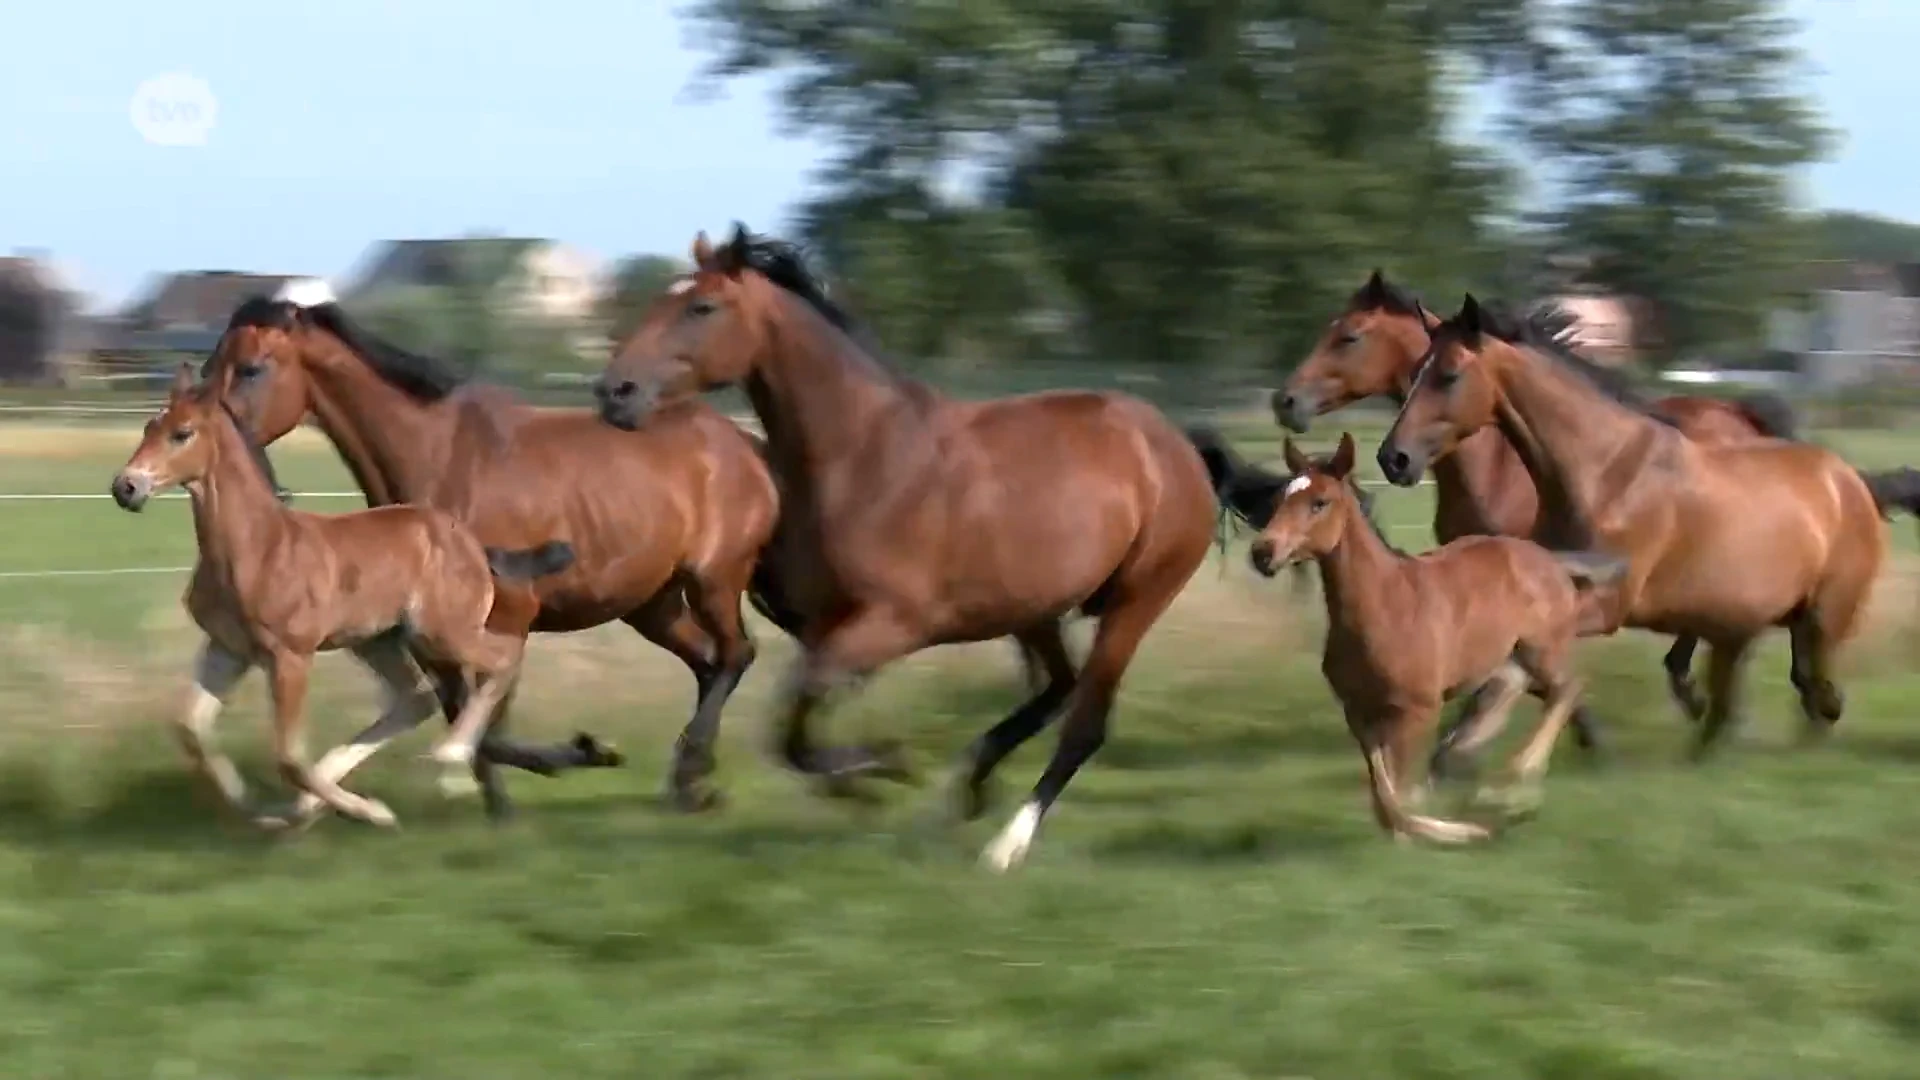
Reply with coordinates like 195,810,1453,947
484,541,576,580
1184,425,1289,528
745,557,805,635
1732,391,1799,441
1858,466,1920,520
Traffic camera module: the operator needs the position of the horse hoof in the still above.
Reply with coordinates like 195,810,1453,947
867,740,919,786
666,784,725,814
359,799,399,828
438,771,480,799
574,733,626,768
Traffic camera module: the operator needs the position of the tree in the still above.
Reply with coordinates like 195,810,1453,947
600,254,690,342
681,0,1536,368
1810,211,1920,265
1517,0,1831,362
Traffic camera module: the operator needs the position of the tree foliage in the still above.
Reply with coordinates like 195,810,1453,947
684,0,1532,367
1515,0,1830,360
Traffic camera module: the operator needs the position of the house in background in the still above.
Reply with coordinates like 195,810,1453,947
0,252,97,386
343,235,609,321
1536,292,1648,369
1767,260,1920,391
99,270,325,369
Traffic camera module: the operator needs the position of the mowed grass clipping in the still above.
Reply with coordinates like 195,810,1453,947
0,418,1919,1078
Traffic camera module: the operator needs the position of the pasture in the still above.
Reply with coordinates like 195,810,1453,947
4,414,1920,1078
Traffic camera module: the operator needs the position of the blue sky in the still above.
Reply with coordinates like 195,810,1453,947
0,0,1911,310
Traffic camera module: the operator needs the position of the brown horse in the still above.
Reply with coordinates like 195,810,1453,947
1247,433,1620,842
112,364,572,828
1277,272,1801,752
1380,294,1890,757
594,225,1217,872
202,289,781,815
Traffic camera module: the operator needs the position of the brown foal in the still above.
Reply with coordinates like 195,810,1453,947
112,365,574,829
1249,434,1622,843
1380,295,1889,757
595,225,1217,871
202,291,782,814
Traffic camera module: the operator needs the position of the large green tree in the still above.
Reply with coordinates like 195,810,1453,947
1517,0,1830,361
683,0,1533,368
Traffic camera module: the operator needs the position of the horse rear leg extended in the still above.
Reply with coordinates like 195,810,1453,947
981,583,1178,873
954,621,1077,822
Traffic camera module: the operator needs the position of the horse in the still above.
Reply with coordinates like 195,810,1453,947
201,284,781,815
111,363,574,829
1247,432,1621,842
1379,294,1892,757
593,224,1218,872
1276,271,1803,753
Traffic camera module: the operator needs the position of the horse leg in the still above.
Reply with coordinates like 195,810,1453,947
1355,705,1490,846
271,633,440,829
173,639,256,815
662,565,761,813
263,649,396,829
1663,634,1707,723
774,607,923,801
954,620,1077,822
1430,660,1528,781
426,633,526,794
1790,587,1866,744
1476,641,1583,817
981,588,1170,873
1690,636,1755,760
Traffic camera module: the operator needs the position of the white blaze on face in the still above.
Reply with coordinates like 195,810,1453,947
667,277,696,296
1284,474,1312,500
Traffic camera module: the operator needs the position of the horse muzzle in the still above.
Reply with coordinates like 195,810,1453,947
110,473,151,512
592,376,655,432
1272,389,1317,434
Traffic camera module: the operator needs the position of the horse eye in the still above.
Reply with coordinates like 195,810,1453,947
1335,331,1359,348
1435,368,1459,389
170,427,194,445
687,298,719,318
1310,497,1330,513
237,361,265,379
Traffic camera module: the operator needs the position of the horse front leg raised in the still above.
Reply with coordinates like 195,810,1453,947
774,606,922,802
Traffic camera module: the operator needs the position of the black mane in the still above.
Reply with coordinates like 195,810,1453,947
219,295,467,402
1470,300,1679,427
733,229,906,371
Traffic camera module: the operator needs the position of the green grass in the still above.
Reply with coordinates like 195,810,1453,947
3,419,1920,1077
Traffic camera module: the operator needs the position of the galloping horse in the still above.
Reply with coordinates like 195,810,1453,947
1248,434,1620,843
113,364,573,829
1379,295,1889,757
202,285,781,815
594,225,1218,871
1278,272,1800,740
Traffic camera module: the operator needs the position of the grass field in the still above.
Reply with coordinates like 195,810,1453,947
5,415,1920,1078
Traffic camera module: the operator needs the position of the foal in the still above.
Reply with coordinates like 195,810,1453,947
112,365,574,829
1249,434,1623,843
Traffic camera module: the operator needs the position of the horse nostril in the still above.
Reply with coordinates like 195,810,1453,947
610,380,637,400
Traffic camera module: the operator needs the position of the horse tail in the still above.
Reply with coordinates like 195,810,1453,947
1183,425,1287,527
1553,550,1628,590
1856,466,1920,520
1731,391,1800,441
745,557,806,635
484,541,576,580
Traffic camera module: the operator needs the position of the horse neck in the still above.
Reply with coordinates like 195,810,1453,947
1430,432,1512,529
299,332,456,506
188,416,290,577
1315,501,1407,638
744,288,935,488
1488,344,1650,544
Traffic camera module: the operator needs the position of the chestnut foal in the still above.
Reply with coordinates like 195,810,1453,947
112,365,575,829
1249,434,1623,843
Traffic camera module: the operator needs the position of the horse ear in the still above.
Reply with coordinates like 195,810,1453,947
169,362,195,400
690,231,716,269
1359,269,1387,307
1328,432,1357,479
1458,293,1484,340
1282,436,1311,475
709,221,752,277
